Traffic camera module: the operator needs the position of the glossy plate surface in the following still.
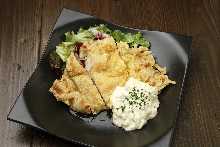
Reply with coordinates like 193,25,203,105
8,9,191,147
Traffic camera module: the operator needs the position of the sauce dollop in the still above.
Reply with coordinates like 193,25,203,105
111,77,159,131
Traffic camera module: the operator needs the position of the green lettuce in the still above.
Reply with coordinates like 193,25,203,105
130,32,150,47
110,29,150,48
56,30,94,62
96,24,111,34
56,43,72,62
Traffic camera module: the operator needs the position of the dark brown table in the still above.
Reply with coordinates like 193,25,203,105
0,0,219,147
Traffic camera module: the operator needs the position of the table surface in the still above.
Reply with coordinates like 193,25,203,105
0,0,219,147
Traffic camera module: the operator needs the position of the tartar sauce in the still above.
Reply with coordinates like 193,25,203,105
111,77,159,131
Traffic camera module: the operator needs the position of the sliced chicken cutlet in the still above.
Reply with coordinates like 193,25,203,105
80,37,128,108
49,53,106,114
117,42,176,91
77,37,175,109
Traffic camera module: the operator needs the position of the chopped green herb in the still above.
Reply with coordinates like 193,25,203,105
121,106,125,112
121,87,149,110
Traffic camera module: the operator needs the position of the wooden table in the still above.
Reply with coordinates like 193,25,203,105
0,0,219,146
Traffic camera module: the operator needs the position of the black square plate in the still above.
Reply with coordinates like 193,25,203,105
7,8,191,147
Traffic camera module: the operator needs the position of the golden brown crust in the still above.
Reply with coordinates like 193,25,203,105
65,53,86,77
117,41,176,91
83,38,128,108
49,53,106,114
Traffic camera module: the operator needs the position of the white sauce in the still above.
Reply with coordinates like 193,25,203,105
111,77,159,131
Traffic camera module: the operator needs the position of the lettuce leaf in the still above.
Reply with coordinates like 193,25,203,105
96,24,111,34
110,29,150,48
56,30,94,62
65,31,94,43
111,30,125,42
130,32,150,47
56,43,72,62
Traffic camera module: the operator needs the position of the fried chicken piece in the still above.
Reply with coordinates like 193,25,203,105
117,41,175,92
82,37,128,108
49,53,106,114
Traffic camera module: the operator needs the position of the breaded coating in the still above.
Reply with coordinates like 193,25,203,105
50,53,106,114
